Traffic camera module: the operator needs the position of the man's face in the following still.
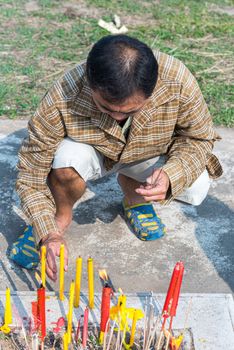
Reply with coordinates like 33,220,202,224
92,90,148,122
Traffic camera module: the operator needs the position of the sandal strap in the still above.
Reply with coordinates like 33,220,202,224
123,201,166,241
10,225,39,269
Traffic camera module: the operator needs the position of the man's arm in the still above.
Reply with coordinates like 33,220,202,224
162,75,222,200
136,70,222,202
16,95,66,245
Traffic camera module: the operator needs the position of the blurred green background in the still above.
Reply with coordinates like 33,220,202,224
0,0,233,125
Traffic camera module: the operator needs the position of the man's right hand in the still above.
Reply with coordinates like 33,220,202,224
40,233,68,282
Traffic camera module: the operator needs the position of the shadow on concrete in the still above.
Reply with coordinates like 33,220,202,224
73,175,123,225
182,196,234,292
0,128,233,292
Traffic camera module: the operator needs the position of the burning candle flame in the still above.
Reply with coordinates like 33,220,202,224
99,269,108,282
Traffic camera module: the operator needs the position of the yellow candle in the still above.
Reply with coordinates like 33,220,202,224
99,331,104,345
129,309,137,347
63,331,68,350
0,287,12,334
67,280,75,344
4,287,12,325
119,293,127,330
118,294,127,309
59,244,65,301
74,256,82,308
41,245,46,287
87,257,94,309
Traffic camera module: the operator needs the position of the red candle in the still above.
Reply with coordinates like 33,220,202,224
161,261,184,329
37,286,46,341
100,286,112,333
162,263,180,317
82,307,89,348
170,262,184,317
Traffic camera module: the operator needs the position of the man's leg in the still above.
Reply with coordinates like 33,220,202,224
117,157,210,240
49,137,107,233
117,174,147,207
117,156,165,206
10,139,105,271
117,156,166,241
47,168,86,234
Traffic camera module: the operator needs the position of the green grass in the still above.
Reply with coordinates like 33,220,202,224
0,0,233,125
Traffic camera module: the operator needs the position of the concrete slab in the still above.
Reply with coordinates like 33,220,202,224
0,292,233,350
0,120,233,295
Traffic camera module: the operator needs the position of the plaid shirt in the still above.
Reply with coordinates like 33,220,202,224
16,50,223,244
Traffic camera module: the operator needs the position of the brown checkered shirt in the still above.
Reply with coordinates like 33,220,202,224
16,50,223,244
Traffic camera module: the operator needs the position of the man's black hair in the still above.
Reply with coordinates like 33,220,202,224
86,35,158,103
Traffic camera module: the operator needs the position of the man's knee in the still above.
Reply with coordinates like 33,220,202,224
52,139,104,182
176,170,210,206
49,167,81,185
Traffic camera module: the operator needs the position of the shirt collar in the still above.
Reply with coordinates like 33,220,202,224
75,75,176,141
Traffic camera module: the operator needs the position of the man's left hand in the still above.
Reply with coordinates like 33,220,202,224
135,168,170,201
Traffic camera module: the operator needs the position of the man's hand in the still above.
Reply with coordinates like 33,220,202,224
135,168,170,201
40,233,68,282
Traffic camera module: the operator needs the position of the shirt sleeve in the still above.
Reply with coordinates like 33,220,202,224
16,95,66,245
162,73,222,202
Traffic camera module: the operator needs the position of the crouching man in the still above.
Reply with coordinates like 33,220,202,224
11,35,222,281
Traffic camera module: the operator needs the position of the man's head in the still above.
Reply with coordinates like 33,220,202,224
86,35,158,121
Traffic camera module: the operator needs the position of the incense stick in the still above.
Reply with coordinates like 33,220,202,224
146,303,154,346
22,321,29,349
31,334,39,350
103,319,110,350
150,167,163,188
106,320,117,350
164,330,171,350
156,329,164,350
142,303,148,350
115,314,121,350
75,318,81,343
118,314,128,350
145,313,161,350
182,297,193,335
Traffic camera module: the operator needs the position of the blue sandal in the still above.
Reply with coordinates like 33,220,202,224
10,225,40,269
123,202,166,241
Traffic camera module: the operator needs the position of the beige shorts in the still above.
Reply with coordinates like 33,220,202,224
52,137,210,206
